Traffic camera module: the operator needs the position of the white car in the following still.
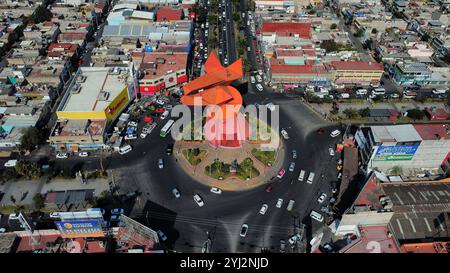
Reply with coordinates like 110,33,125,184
256,75,262,82
78,152,89,157
266,103,275,112
157,230,168,241
124,134,137,140
280,129,289,140
259,204,268,215
172,188,181,198
240,224,249,237
156,99,165,106
56,153,68,159
49,212,60,218
255,83,263,92
4,160,17,167
318,193,327,203
210,187,222,194
288,162,295,172
250,76,256,84
330,129,341,138
193,194,204,207
158,158,164,169
118,145,132,155
140,132,148,139
329,148,335,156
276,198,283,208
128,121,138,127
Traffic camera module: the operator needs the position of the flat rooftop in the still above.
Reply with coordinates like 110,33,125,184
60,67,128,112
51,119,106,137
341,225,399,253
383,181,450,241
370,124,422,143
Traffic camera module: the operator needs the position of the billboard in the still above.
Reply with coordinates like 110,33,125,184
55,220,104,238
373,145,418,161
105,87,130,121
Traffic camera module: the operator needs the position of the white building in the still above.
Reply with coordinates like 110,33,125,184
355,124,450,176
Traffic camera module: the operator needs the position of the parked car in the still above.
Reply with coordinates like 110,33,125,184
172,188,181,198
128,121,138,127
276,198,283,208
240,224,249,237
250,76,256,84
157,230,168,241
158,159,164,169
56,153,69,159
111,208,124,215
318,193,327,203
193,194,204,207
110,215,120,221
259,204,268,215
78,152,89,157
49,212,60,219
277,168,286,179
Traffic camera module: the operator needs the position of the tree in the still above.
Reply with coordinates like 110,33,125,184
359,107,371,117
33,6,52,23
33,193,45,210
20,127,46,152
320,40,340,52
406,109,424,120
15,160,42,179
390,166,403,176
371,28,378,34
232,12,240,23
330,23,338,30
343,108,359,119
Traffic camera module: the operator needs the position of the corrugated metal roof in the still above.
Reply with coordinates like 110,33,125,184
371,124,422,142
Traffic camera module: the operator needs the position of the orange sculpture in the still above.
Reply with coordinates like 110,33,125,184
181,52,248,148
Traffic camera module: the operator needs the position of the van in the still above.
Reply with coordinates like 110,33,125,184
298,170,306,182
286,200,295,211
307,172,315,184
119,145,132,155
330,129,341,138
310,210,324,222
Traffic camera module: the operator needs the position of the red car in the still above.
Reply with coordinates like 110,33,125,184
265,185,273,192
317,128,325,134
155,107,165,113
277,168,286,179
143,116,153,123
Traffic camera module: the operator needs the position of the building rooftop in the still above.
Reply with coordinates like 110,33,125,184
370,124,422,143
156,7,182,21
330,61,384,71
341,225,399,253
51,119,106,138
400,242,449,253
59,67,128,113
382,181,450,241
134,52,187,79
261,21,311,39
413,124,450,140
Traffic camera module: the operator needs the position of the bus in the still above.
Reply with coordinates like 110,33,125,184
160,119,175,137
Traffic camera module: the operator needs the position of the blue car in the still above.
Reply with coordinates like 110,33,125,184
111,208,124,215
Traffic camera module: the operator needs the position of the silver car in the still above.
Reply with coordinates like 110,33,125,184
289,162,295,172
172,188,181,198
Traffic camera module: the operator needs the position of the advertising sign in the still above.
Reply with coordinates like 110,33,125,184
373,145,418,161
55,220,104,238
105,87,130,121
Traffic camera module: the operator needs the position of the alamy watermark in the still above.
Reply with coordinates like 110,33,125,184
169,98,280,149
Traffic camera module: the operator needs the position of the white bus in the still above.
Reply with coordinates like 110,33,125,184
160,119,175,137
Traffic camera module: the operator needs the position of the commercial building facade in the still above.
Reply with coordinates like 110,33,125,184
355,124,450,175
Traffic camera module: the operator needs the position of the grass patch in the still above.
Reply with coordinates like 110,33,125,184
182,148,207,166
0,204,30,214
252,148,276,166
